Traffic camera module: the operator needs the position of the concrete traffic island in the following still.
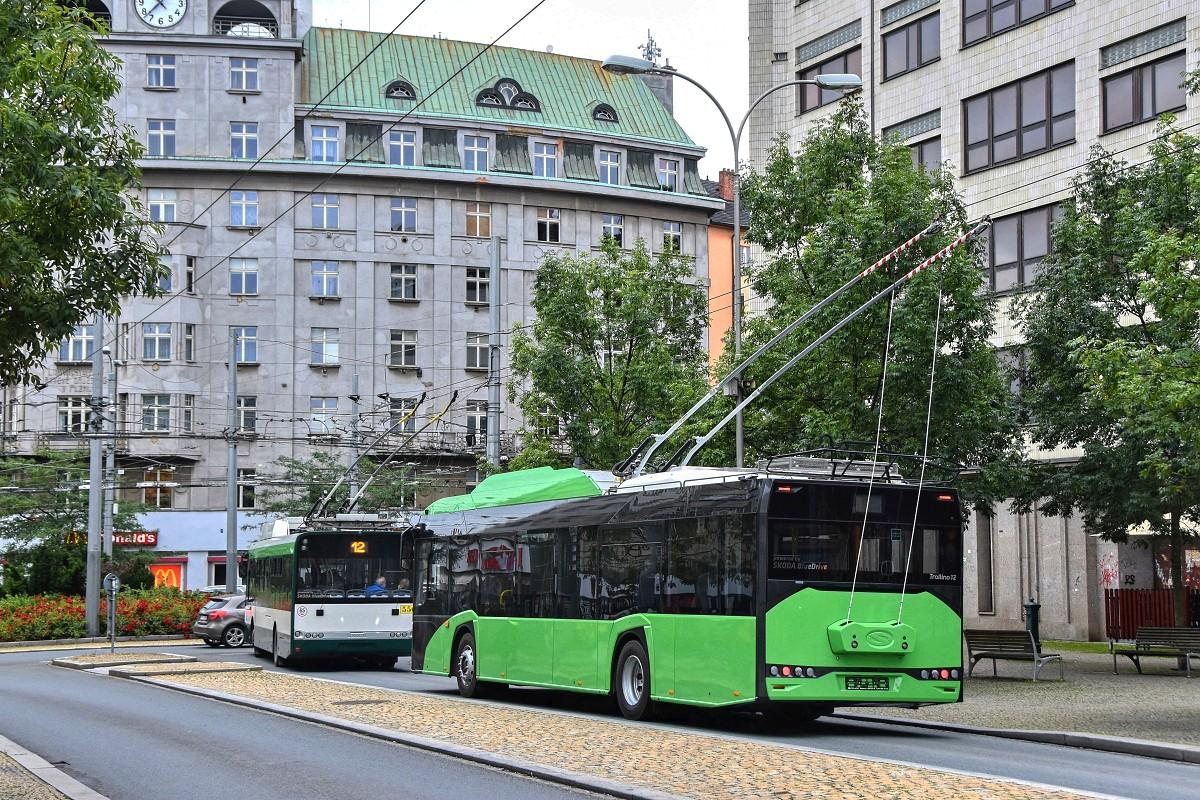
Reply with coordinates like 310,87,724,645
50,652,197,670
108,661,262,678
0,734,109,800
129,669,1102,800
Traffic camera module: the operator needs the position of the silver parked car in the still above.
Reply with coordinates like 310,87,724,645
193,595,248,648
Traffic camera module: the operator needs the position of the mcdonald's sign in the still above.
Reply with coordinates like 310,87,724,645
149,563,183,590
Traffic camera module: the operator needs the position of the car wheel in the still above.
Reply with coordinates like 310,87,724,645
222,624,246,648
614,638,654,721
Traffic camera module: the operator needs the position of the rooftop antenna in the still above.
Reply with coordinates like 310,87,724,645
639,30,661,65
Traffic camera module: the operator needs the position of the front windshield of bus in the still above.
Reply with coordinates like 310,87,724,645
295,534,409,600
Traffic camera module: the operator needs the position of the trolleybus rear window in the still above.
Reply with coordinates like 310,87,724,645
296,534,409,599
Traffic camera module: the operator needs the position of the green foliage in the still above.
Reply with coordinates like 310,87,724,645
736,98,1021,502
0,588,206,642
0,0,165,384
509,239,710,470
1015,117,1200,621
255,450,424,516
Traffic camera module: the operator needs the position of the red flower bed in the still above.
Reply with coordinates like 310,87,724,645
0,589,206,642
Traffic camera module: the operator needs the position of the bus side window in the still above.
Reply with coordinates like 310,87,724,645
599,523,663,620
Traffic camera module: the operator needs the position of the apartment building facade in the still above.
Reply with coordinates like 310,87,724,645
1,0,720,589
749,1,1198,638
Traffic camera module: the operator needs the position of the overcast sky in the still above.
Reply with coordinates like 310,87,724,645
312,0,750,177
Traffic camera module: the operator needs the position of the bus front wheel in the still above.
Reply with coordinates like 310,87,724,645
615,639,654,721
453,632,481,697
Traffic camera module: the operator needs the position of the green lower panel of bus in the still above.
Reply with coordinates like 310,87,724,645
289,638,412,658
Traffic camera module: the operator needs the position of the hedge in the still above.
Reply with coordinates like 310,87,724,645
0,589,206,642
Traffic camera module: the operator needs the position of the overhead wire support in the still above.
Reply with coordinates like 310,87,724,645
676,219,990,469
616,218,943,478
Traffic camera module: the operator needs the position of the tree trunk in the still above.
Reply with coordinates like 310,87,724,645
1170,510,1185,628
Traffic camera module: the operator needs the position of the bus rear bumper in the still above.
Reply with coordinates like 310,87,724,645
765,674,960,704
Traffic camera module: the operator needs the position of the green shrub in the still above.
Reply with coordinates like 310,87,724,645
0,588,206,642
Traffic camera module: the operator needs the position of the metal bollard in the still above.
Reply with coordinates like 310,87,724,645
102,573,121,653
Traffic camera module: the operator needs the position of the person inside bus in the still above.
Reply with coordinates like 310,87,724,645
365,576,388,596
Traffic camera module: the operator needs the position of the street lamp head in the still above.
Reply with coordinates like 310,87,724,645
601,54,658,76
814,73,863,91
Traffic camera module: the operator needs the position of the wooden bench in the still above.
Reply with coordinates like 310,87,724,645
1111,627,1200,678
964,629,1063,681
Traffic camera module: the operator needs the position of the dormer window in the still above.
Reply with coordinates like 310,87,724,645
385,80,417,101
593,103,619,123
475,79,541,112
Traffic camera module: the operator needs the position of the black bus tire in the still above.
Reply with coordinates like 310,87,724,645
272,627,287,667
614,639,654,721
453,631,481,697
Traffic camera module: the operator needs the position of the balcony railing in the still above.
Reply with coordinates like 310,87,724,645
375,430,515,456
213,16,278,38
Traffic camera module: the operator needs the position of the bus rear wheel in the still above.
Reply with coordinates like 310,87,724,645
272,628,288,667
615,639,654,721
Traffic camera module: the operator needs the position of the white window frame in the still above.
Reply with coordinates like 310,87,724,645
230,258,258,295
662,221,683,252
465,399,488,444
389,397,419,432
532,141,558,178
390,197,417,233
656,157,680,192
387,130,417,166
183,323,195,361
598,149,621,185
147,119,175,157
57,396,89,433
230,190,258,226
466,332,488,370
230,122,258,159
236,468,257,509
229,57,259,91
142,322,172,361
311,193,339,229
601,213,624,246
311,125,339,162
465,267,490,304
147,54,175,88
236,396,257,433
180,394,194,432
466,202,491,237
389,329,418,367
536,208,560,243
143,468,174,509
310,261,339,298
232,326,257,364
390,264,417,301
463,135,490,172
148,189,176,223
59,325,95,362
309,396,338,435
310,327,339,365
141,393,171,433
184,256,196,293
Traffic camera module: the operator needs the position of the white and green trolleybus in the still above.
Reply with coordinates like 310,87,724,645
247,524,414,667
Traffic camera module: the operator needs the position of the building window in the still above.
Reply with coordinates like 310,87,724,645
385,80,417,101
311,125,339,162
236,396,257,433
598,149,621,185
143,469,173,509
184,256,195,293
147,54,175,88
57,396,89,433
466,267,490,304
230,191,258,226
390,264,417,300
1102,51,1187,134
593,103,618,123
963,0,1074,47
148,189,176,223
466,332,488,370
180,395,194,432
232,326,257,363
390,197,417,232
799,47,862,113
230,57,258,91
964,62,1075,174
975,508,995,614
535,404,560,438
237,468,257,509
120,323,132,361
142,322,171,361
387,130,417,166
533,142,558,177
141,394,171,433
911,137,942,171
310,261,339,298
156,259,173,293
59,325,95,362
656,157,679,191
311,193,339,229
601,213,624,247
536,208,560,243
230,122,258,159
989,204,1063,292
183,323,195,361
463,135,489,171
309,396,338,435
389,329,417,367
309,327,339,365
465,399,488,446
389,397,418,432
662,221,683,252
466,202,491,238
230,258,258,295
883,13,939,80
147,119,175,157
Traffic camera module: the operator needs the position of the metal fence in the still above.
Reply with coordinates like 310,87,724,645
1104,588,1200,639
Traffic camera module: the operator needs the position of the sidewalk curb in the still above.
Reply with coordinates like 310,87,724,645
126,676,687,800
0,634,189,649
834,712,1200,765
0,733,110,800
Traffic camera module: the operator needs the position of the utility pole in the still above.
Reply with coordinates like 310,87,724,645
225,333,239,594
85,314,104,636
102,352,117,557
349,372,361,498
487,236,502,468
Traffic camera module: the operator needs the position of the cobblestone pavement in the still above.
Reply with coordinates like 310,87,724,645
855,651,1200,746
52,652,195,669
152,670,1096,800
0,753,65,800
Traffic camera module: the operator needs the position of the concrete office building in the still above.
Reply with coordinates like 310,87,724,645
1,0,720,589
749,1,1199,638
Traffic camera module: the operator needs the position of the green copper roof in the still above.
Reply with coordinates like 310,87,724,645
424,467,603,515
301,28,697,148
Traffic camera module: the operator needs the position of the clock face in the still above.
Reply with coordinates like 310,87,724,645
135,0,188,29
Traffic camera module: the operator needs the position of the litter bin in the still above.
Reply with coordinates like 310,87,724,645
1024,597,1041,650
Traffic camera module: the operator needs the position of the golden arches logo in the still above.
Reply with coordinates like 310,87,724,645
150,565,182,589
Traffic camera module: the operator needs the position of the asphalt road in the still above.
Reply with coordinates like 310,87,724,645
0,649,597,800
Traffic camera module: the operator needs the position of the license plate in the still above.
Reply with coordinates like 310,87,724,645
845,675,889,691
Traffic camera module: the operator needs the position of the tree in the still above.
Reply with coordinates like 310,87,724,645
0,450,148,595
1016,118,1200,625
0,0,164,385
255,451,424,517
510,239,710,470
735,98,1021,500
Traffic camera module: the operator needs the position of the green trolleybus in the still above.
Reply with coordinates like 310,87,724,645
409,459,963,720
247,526,414,667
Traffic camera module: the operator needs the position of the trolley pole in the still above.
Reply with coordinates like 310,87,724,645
486,236,502,468
349,372,361,498
85,314,104,636
225,333,239,594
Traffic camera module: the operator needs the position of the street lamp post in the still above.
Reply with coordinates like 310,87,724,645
601,56,861,467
